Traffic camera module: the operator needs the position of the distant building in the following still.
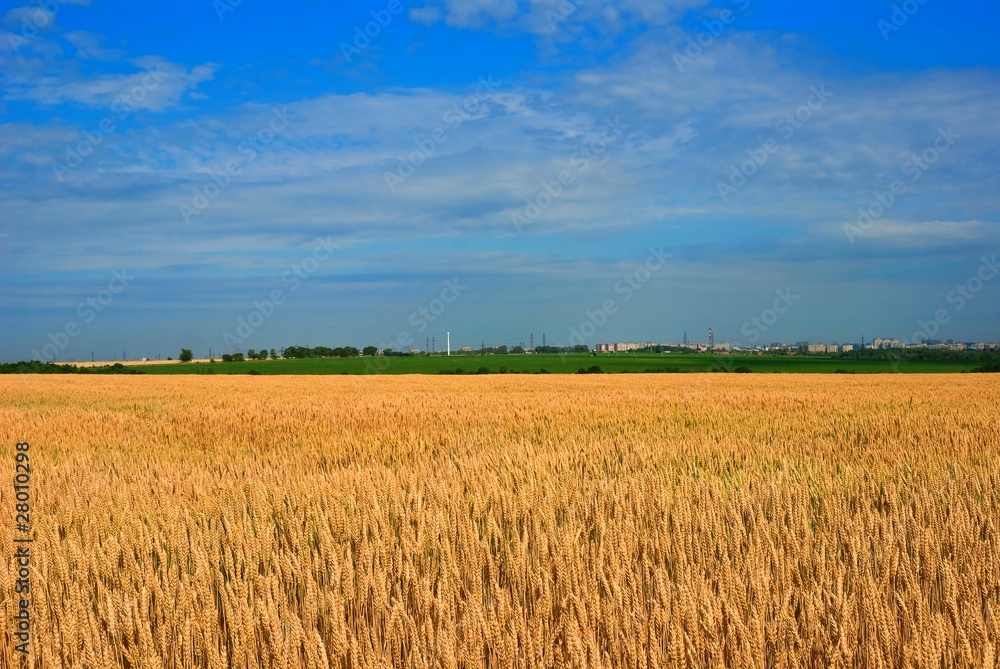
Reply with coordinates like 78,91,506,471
595,342,645,352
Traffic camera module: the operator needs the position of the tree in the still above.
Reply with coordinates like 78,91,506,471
363,346,378,357
179,348,193,363
269,348,277,359
511,346,525,354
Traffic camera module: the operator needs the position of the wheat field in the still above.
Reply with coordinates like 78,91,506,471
1,374,998,668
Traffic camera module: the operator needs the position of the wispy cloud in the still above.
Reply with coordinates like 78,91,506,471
413,0,711,36
4,57,215,110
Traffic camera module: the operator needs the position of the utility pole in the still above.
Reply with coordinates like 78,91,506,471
426,337,429,355
431,337,435,355
542,333,546,347
530,333,534,350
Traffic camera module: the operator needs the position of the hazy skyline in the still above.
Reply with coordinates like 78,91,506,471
1,0,998,362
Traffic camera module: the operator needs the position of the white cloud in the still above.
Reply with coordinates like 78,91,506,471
3,6,60,31
3,57,216,110
860,220,998,244
63,30,125,61
2,29,999,289
408,6,443,25
437,0,519,28
412,0,711,36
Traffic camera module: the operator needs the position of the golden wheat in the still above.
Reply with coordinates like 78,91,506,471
1,374,998,667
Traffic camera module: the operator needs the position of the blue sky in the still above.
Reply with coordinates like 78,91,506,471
1,0,998,361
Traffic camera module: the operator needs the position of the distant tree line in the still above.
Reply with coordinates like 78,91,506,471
0,361,144,374
528,345,590,354
282,345,360,359
628,345,701,354
212,345,389,361
208,343,599,361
